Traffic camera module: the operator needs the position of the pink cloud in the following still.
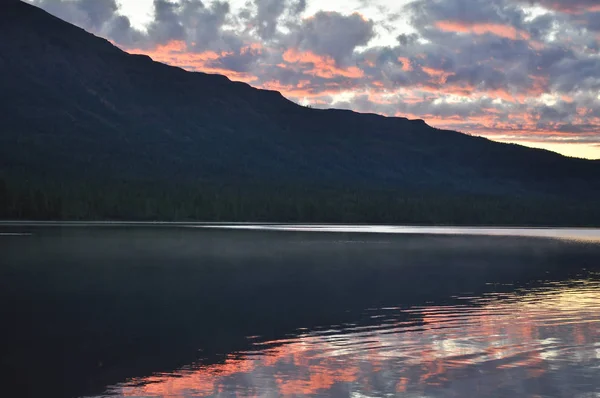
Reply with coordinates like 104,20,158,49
435,21,531,41
397,57,413,72
282,49,364,79
127,41,258,83
422,66,451,84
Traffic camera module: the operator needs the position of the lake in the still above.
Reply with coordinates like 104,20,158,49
1,224,599,398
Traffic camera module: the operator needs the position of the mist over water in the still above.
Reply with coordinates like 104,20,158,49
1,224,599,398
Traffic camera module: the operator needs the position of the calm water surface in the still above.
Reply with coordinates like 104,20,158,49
1,224,599,398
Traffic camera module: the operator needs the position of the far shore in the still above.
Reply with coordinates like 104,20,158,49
1,221,600,242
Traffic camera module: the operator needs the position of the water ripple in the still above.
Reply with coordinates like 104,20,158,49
96,276,600,398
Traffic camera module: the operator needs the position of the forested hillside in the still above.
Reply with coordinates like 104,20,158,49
1,1,599,224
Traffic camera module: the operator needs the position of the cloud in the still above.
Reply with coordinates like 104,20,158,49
397,33,419,46
30,0,116,28
104,14,146,47
147,0,186,44
237,0,307,41
253,0,287,39
517,0,600,14
29,0,143,44
407,0,528,31
288,11,375,64
281,49,364,78
143,0,237,51
77,0,119,29
434,21,531,40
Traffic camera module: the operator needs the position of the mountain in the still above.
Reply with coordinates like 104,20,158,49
1,0,599,224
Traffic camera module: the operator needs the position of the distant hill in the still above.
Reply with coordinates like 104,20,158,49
1,0,599,224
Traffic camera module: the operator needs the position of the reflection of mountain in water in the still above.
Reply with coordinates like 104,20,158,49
1,228,600,397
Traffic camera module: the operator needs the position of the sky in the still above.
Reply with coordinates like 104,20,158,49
27,0,600,159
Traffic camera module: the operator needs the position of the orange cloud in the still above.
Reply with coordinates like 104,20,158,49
126,40,258,83
260,80,342,99
435,21,531,41
367,92,395,105
418,82,476,97
282,49,364,79
422,66,451,84
398,112,501,129
240,42,263,54
398,57,413,71
414,76,547,104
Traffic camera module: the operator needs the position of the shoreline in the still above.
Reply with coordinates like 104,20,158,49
2,221,600,242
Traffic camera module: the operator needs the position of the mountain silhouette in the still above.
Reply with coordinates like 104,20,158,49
1,1,599,223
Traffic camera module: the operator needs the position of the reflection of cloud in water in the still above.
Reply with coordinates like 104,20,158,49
105,278,600,398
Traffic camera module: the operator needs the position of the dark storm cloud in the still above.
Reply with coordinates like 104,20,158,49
148,0,186,44
141,0,236,51
255,0,287,39
77,0,118,29
396,33,419,46
181,1,233,50
408,0,522,26
289,11,375,63
105,14,146,46
445,65,508,90
240,0,307,40
31,0,120,31
205,44,263,72
533,101,577,122
29,0,147,46
583,12,600,31
291,0,307,15
541,53,600,93
29,0,237,51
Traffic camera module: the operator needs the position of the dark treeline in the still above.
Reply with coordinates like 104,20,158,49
1,178,599,226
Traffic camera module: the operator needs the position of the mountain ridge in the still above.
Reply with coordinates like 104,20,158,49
1,0,600,223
